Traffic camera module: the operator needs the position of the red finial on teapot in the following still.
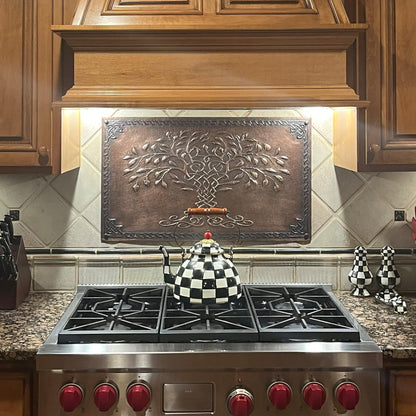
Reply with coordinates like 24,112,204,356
204,231,212,240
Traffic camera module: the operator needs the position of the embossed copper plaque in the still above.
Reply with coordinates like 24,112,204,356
102,118,311,245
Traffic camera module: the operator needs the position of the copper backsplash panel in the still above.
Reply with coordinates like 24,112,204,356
102,117,311,246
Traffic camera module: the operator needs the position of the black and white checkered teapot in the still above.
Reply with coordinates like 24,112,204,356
159,231,242,304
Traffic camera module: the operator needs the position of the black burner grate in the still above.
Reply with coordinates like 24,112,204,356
246,285,361,342
57,284,362,344
58,286,165,343
159,289,258,342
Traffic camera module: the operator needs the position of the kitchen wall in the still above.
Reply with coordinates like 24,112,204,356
1,107,416,291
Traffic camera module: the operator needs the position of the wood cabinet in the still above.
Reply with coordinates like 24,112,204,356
383,358,416,416
0,0,79,173
0,362,34,416
335,0,416,171
388,370,416,416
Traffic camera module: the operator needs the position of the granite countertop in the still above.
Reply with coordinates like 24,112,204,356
337,292,416,360
0,292,74,361
0,290,415,361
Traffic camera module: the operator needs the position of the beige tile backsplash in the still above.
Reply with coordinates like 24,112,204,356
1,107,416,291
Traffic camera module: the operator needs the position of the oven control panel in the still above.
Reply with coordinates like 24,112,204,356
40,369,378,415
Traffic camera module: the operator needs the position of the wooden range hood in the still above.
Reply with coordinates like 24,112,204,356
53,0,367,108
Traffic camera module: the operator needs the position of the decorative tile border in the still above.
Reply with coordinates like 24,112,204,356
27,250,416,293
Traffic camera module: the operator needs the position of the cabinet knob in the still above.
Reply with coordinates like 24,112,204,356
38,146,49,165
368,144,381,153
38,146,49,157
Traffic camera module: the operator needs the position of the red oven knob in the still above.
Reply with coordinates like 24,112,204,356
268,382,292,410
303,382,326,410
59,383,83,412
127,383,151,411
94,383,118,412
227,389,254,416
336,382,360,410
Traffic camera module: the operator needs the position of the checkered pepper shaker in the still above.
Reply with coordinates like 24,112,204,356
348,246,373,296
375,245,407,314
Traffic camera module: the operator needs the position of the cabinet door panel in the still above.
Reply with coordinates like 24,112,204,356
0,0,80,173
0,378,25,416
380,0,416,150
395,0,416,136
0,0,29,141
390,372,416,416
355,0,416,170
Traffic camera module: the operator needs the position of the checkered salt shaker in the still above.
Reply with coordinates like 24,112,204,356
348,246,373,296
376,246,400,291
375,245,407,314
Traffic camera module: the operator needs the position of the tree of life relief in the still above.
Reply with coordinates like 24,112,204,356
102,118,311,245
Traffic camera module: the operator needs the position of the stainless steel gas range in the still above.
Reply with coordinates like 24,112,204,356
37,284,382,416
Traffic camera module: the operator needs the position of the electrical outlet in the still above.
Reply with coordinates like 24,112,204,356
394,209,405,221
9,210,20,221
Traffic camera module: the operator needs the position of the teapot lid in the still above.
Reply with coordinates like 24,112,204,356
190,231,224,255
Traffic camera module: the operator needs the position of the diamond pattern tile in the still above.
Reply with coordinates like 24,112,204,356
311,193,333,234
296,107,334,144
13,222,44,248
80,107,117,145
339,187,393,244
0,200,7,217
21,187,77,245
368,172,416,209
53,217,102,247
82,195,101,231
406,202,416,225
311,130,332,172
82,131,102,171
50,159,100,213
0,175,46,207
310,218,361,248
371,222,415,248
312,159,364,212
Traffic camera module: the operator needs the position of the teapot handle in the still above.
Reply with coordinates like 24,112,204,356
187,208,227,216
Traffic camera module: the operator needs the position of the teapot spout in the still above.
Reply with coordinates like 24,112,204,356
159,246,175,288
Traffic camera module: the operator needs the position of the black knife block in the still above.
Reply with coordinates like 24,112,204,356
0,236,31,310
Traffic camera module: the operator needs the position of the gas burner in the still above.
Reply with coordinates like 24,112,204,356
56,284,361,344
58,286,165,343
159,289,258,342
246,286,360,342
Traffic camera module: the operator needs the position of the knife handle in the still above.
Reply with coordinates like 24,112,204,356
187,208,228,216
0,247,7,278
0,237,10,256
3,215,15,245
0,222,10,245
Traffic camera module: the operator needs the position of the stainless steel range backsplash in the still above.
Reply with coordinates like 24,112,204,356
0,108,415,291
